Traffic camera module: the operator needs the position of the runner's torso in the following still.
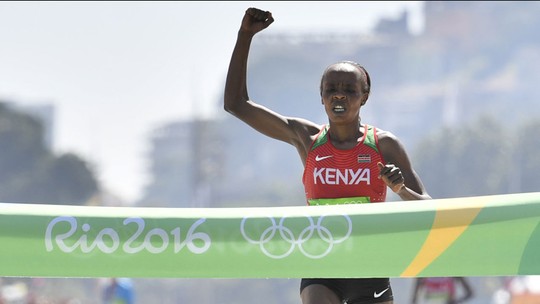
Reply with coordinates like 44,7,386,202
302,124,387,205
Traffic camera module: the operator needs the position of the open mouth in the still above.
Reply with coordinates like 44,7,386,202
333,105,346,113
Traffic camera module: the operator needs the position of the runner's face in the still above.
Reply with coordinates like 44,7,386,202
321,64,367,123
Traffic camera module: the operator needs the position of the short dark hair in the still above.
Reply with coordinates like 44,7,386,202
319,61,371,96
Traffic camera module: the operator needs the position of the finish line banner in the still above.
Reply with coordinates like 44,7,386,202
1,192,539,278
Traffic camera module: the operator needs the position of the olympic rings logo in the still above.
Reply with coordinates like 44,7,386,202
240,215,352,259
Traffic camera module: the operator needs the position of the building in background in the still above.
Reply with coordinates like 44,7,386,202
140,118,224,207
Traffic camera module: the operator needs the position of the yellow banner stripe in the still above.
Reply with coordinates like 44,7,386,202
400,197,487,277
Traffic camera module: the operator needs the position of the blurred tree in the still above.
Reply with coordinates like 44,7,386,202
0,102,99,205
515,119,540,193
412,115,512,198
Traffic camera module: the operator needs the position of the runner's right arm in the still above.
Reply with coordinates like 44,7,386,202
223,7,319,156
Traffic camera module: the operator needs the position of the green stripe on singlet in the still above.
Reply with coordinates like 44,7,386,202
363,124,379,153
311,125,329,151
311,125,379,153
309,197,371,205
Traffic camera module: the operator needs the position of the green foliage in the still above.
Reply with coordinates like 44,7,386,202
0,103,99,205
412,115,539,199
413,116,500,198
515,119,540,193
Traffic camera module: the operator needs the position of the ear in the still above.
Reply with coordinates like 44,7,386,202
361,93,369,106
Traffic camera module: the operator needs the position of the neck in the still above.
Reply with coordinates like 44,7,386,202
328,120,362,144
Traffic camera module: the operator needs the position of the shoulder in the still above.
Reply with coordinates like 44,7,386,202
287,117,324,152
374,127,401,147
289,117,324,137
373,127,409,160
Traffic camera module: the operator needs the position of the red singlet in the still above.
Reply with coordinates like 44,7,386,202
302,124,387,205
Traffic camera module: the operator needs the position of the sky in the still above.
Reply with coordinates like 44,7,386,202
0,1,424,204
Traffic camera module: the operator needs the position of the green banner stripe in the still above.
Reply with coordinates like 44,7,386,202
0,192,539,278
